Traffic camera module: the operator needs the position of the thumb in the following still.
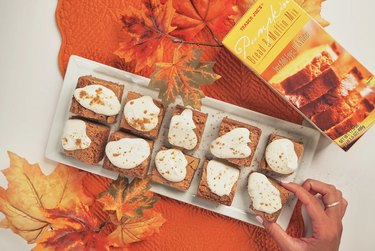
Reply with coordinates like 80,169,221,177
257,216,296,251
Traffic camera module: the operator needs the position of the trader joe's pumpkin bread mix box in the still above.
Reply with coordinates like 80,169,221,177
223,0,375,151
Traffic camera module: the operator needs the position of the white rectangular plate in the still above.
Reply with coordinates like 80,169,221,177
46,56,320,230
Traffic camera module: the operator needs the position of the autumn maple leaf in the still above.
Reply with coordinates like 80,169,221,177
97,176,165,247
115,0,176,72
149,48,221,109
171,0,237,41
0,152,92,243
97,177,159,220
296,0,330,26
108,210,166,246
34,204,109,251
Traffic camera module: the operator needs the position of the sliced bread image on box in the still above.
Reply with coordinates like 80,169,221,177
291,66,375,139
270,44,338,94
285,68,341,108
325,100,374,140
309,69,364,130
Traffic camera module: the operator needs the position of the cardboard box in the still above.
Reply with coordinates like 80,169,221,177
223,0,375,151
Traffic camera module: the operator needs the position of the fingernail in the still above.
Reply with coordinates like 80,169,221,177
280,180,290,184
256,216,264,224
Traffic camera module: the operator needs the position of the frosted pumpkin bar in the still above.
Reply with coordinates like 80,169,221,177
248,172,291,222
168,105,208,151
61,118,110,165
103,131,154,178
197,160,240,206
119,91,165,139
151,147,200,191
260,134,304,176
70,75,124,124
210,117,261,167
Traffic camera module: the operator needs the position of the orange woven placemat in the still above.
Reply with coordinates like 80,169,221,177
56,0,304,250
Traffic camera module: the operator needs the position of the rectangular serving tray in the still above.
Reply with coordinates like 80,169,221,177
46,56,320,229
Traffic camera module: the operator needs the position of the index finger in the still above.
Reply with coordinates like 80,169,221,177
281,181,327,225
303,179,336,198
303,179,343,219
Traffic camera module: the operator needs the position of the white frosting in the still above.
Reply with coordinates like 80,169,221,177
61,119,91,151
206,160,240,196
73,84,121,116
155,149,188,182
124,96,160,132
105,138,150,169
210,128,251,159
265,139,298,174
168,109,198,150
248,172,282,214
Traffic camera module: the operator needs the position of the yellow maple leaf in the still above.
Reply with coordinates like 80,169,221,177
108,210,166,246
0,152,92,243
149,48,221,109
295,0,330,27
97,177,159,221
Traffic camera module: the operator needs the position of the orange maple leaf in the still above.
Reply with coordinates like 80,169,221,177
97,176,159,221
149,48,221,109
0,152,92,243
115,0,176,73
34,203,110,251
108,210,166,246
171,0,237,41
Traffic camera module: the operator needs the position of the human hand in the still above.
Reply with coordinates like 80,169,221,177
256,179,348,251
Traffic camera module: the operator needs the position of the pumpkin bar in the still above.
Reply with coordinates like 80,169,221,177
103,131,154,178
260,134,304,175
119,91,165,139
168,105,208,151
248,172,291,222
151,147,200,191
210,117,261,167
70,75,124,124
61,118,110,165
196,160,240,206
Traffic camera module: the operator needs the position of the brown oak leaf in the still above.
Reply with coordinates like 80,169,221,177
97,177,159,221
33,204,109,251
0,152,92,243
149,48,221,109
108,210,166,246
115,0,176,72
171,0,237,41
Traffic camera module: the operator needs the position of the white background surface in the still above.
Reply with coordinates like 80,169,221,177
0,0,374,250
